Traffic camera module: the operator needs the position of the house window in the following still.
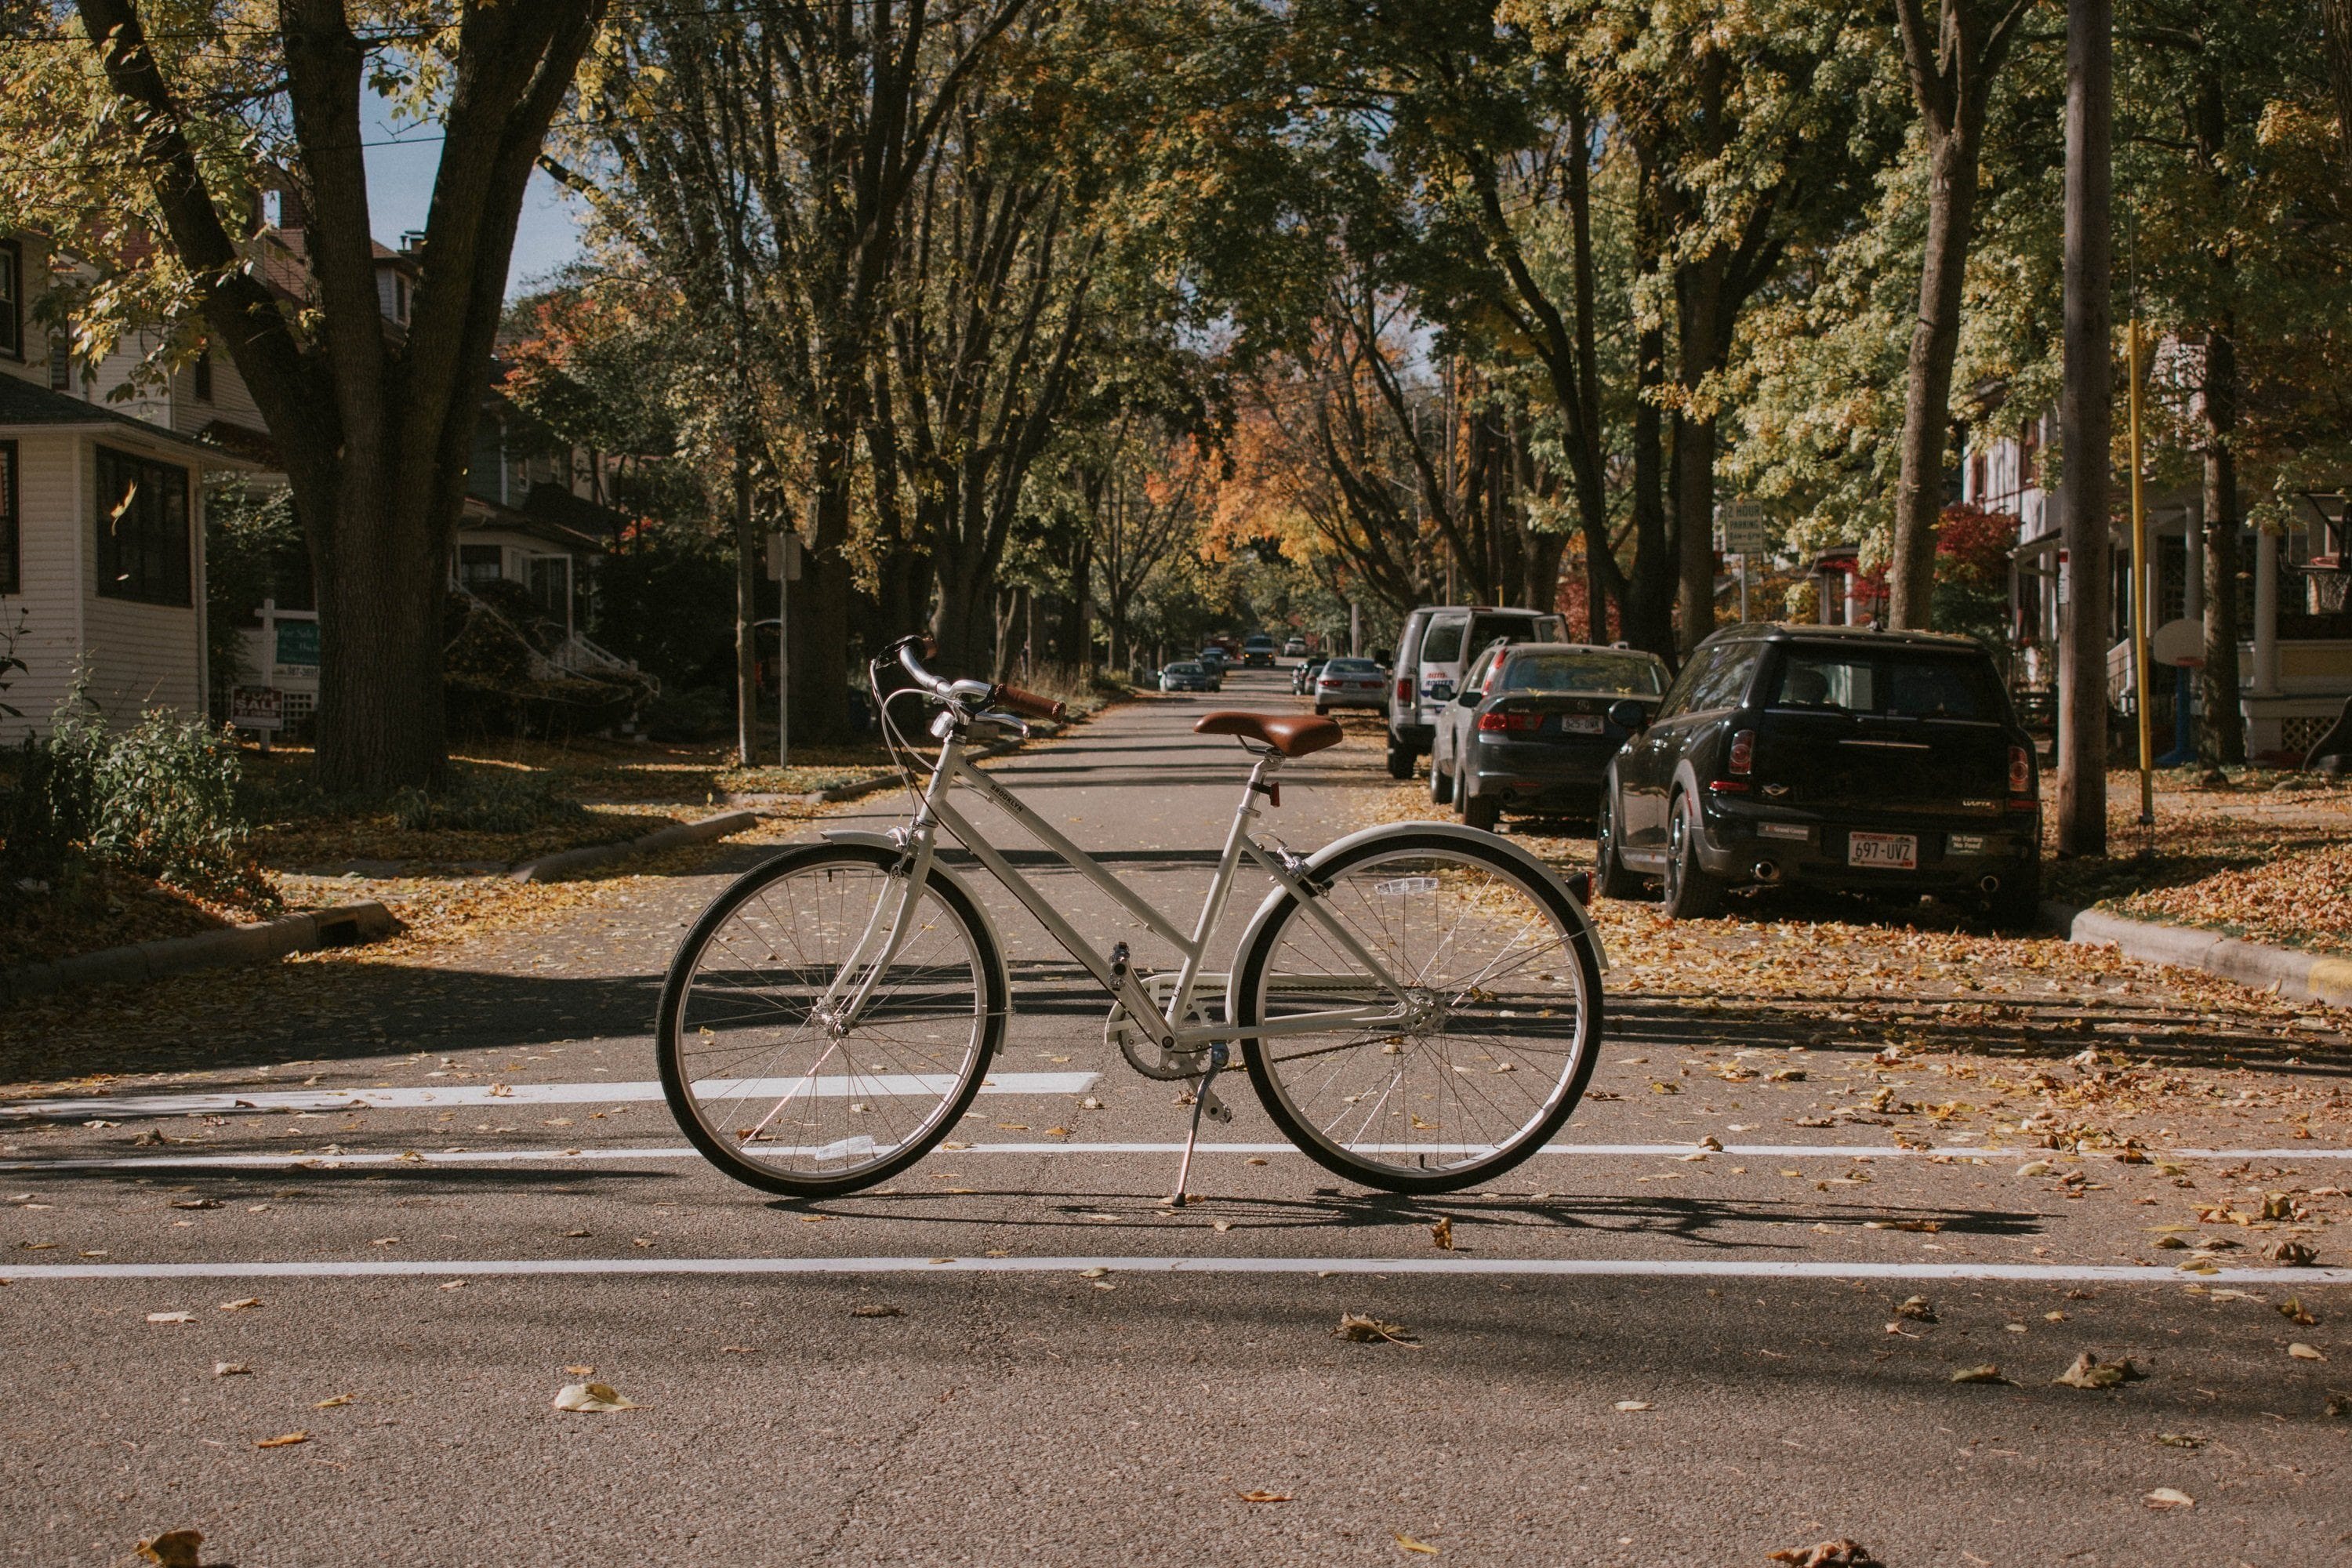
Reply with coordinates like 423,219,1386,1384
94,445,191,606
0,441,18,595
458,543,504,589
2019,416,2040,488
192,349,213,404
48,332,69,392
527,555,572,624
0,239,20,359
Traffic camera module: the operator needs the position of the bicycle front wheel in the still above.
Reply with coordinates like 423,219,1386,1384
656,842,1004,1197
1236,829,1602,1194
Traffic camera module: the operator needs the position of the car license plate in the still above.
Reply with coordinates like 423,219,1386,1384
1848,832,1918,869
1560,715,1604,735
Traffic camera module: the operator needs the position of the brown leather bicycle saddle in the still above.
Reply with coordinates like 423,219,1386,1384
1192,711,1345,757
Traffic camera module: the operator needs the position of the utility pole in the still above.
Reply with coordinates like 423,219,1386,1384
2057,0,2113,857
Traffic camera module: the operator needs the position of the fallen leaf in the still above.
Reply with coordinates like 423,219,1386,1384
562,1364,594,1376
851,1305,902,1318
1429,1217,1454,1250
1238,1490,1291,1503
212,1363,250,1377
2279,1298,2318,1327
1393,1531,1439,1555
1079,1266,1110,1279
552,1381,641,1412
1949,1364,2010,1384
166,1199,220,1210
145,1311,194,1325
2288,1343,2327,1362
217,1298,261,1312
2053,1352,2144,1390
1894,1295,1937,1323
487,1083,513,1097
312,1393,354,1409
438,1280,466,1291
1336,1312,1418,1345
135,1530,204,1568
2153,1236,2189,1250
254,1431,309,1448
1765,1541,1882,1568
2153,1432,2204,1448
2143,1486,2194,1511
1612,1399,1653,1412
2267,1240,2319,1267
1698,1134,1725,1151
2016,1160,2053,1178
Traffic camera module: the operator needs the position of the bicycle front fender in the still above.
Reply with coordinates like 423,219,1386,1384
818,828,1014,1007
1230,819,1610,978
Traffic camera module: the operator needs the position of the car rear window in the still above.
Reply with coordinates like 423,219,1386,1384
1499,653,1664,695
1171,662,1202,673
1325,658,1380,673
1770,648,2000,720
1418,618,1467,663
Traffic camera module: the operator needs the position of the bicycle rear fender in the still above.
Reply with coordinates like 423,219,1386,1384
1230,819,1610,976
818,828,1015,1007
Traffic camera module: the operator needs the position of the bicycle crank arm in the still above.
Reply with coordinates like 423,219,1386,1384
1107,942,1179,1053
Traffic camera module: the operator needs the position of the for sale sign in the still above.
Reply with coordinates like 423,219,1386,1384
230,686,285,732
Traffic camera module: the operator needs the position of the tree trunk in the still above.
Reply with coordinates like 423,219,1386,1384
1625,314,1675,661
2056,0,2112,857
309,477,448,790
1888,124,1983,629
2198,325,2246,765
1674,412,1719,651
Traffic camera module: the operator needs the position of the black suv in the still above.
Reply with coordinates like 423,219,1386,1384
1594,624,2041,926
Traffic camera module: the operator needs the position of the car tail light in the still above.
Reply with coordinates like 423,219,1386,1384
1728,728,1755,775
1477,710,1540,732
1396,677,1411,702
2008,744,2032,794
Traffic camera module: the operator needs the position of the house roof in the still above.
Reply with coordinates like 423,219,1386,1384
0,373,262,468
458,486,608,555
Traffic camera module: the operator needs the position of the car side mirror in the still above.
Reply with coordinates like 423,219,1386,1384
1607,699,1649,731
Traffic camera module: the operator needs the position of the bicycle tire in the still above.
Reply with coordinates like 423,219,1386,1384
655,841,1005,1198
1235,829,1603,1194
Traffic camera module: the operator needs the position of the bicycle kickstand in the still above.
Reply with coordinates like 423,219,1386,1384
1167,1042,1229,1207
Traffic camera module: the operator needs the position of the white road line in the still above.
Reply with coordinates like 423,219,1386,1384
2,1140,2342,1173
0,1073,1098,1121
2,1254,2347,1287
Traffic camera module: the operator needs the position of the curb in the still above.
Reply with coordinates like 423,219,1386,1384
2043,900,2352,1008
508,810,761,884
0,901,399,1003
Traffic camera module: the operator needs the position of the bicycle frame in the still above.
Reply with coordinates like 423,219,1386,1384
827,724,1420,1050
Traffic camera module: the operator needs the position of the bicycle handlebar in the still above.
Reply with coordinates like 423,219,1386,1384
892,637,1065,721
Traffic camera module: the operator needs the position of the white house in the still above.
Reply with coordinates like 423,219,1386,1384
1968,401,2352,764
0,232,258,742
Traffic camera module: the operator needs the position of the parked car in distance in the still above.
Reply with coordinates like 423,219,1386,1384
1291,654,1330,695
1386,605,1568,779
1196,648,1230,678
1595,624,2041,926
1241,633,1278,667
1283,636,1309,658
1429,642,1670,829
1313,656,1389,714
1160,659,1219,693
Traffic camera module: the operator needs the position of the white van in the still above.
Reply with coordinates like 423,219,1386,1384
1385,604,1567,778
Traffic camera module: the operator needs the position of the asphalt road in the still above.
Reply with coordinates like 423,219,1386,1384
2,666,2347,1567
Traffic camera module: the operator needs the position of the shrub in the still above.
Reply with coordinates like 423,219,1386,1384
1,694,267,906
641,685,731,742
390,770,586,834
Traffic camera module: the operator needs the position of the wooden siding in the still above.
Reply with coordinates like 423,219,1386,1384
0,431,87,742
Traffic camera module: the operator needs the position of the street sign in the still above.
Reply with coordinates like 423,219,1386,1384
230,687,285,732
766,532,804,583
1714,499,1766,557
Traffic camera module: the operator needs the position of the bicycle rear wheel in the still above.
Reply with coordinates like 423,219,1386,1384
656,842,1004,1197
1236,829,1602,1194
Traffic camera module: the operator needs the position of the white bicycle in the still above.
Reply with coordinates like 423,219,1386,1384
656,636,1608,1200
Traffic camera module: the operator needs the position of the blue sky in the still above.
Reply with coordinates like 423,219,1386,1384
358,95,584,298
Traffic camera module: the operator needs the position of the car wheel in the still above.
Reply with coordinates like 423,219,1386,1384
1461,788,1500,833
1594,782,1646,901
1661,789,1725,920
1314,703,1329,716
1428,753,1454,805
1385,742,1414,781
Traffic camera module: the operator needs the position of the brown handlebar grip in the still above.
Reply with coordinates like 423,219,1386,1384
993,684,1067,721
